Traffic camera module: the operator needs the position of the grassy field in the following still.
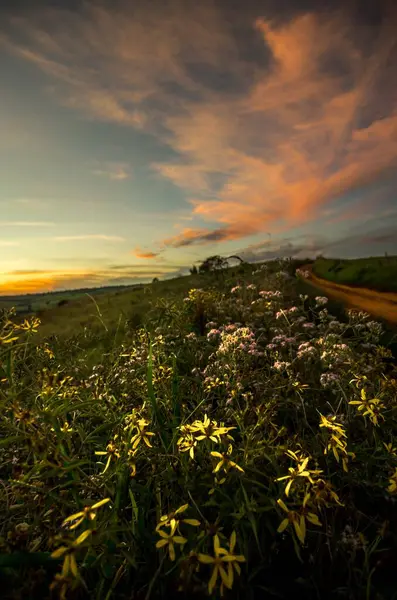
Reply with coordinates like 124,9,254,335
1,259,397,599
313,256,397,293
0,285,142,317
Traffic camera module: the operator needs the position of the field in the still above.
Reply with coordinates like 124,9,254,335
1,258,397,599
0,285,142,318
313,256,397,293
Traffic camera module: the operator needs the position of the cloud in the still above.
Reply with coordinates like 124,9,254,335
52,234,125,242
162,226,257,248
0,241,20,247
92,162,132,181
134,247,159,259
2,2,397,250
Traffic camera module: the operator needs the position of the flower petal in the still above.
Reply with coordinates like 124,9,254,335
198,554,215,564
208,565,219,594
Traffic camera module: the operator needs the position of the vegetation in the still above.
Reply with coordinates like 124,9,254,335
1,258,397,599
313,256,397,293
0,285,139,317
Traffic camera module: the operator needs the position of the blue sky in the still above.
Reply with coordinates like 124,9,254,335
1,0,397,294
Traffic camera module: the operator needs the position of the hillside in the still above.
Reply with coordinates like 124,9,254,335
1,258,397,599
313,256,397,293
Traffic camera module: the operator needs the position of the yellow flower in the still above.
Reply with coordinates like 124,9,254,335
51,529,92,579
177,433,197,460
362,399,385,426
16,317,40,333
277,498,306,545
349,374,369,388
44,345,55,359
95,437,121,474
211,444,244,475
198,533,245,596
349,388,372,411
384,442,397,455
190,414,235,443
51,421,73,434
319,414,346,437
155,520,187,561
349,389,385,424
277,496,322,545
387,468,397,493
130,418,155,449
127,449,137,477
276,454,322,497
156,504,200,532
62,498,111,530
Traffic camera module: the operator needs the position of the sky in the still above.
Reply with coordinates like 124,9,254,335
1,0,397,295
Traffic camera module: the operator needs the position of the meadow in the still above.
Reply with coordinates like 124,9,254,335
313,256,397,293
1,258,397,599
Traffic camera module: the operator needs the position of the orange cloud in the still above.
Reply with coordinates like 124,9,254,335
134,247,159,259
155,10,397,246
3,3,397,250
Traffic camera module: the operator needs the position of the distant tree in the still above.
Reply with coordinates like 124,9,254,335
198,255,229,274
152,277,159,284
189,265,198,275
58,299,69,307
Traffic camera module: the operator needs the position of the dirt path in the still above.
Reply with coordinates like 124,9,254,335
299,264,397,325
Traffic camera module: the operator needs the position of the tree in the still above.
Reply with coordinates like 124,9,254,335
189,265,198,275
152,277,159,284
198,255,229,274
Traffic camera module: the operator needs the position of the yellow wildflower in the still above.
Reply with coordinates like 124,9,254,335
349,388,373,412
130,418,155,449
198,533,245,596
62,498,111,530
276,453,322,497
95,437,121,474
16,317,40,333
177,433,197,460
211,444,244,474
156,504,200,532
277,498,306,545
51,529,92,578
319,414,346,437
384,442,397,455
362,399,385,426
277,495,322,545
190,414,235,443
155,520,187,561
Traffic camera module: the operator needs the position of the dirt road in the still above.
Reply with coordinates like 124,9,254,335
299,264,397,325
